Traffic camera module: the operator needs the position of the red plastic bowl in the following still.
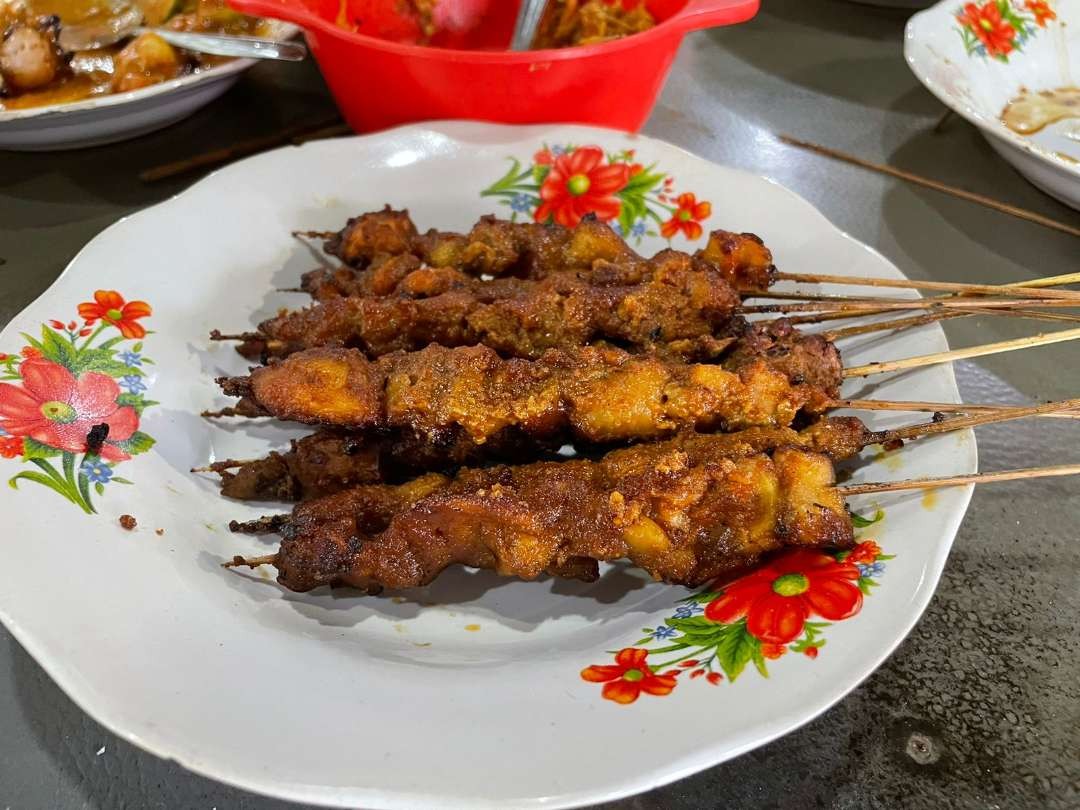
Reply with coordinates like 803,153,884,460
227,0,759,132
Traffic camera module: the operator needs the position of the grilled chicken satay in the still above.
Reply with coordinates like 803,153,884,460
320,207,633,277
207,426,559,501
311,208,775,296
217,341,839,444
208,333,846,502
231,246,742,362
230,429,856,593
212,412,874,502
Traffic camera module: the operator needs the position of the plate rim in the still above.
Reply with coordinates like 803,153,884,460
904,0,1080,179
0,22,298,124
0,121,976,809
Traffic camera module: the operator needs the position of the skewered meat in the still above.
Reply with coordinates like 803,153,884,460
213,415,879,503
217,343,832,442
316,209,775,295
240,431,854,592
211,425,559,501
233,247,741,361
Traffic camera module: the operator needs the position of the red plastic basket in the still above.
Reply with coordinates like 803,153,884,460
227,0,759,132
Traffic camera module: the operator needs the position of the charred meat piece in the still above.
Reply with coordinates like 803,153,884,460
212,417,878,504
258,435,853,592
237,249,741,361
217,343,830,442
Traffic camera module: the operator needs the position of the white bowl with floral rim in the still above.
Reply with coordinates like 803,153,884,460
0,122,976,809
905,0,1080,209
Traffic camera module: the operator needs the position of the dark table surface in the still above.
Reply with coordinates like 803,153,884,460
2,1,1079,808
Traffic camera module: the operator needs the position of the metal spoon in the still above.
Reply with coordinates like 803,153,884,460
135,28,306,60
509,0,547,50
58,0,306,61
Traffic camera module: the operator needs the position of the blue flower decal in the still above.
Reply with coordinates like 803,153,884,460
651,625,678,640
510,193,533,214
858,562,885,578
80,460,113,484
630,219,647,238
119,351,142,367
673,603,704,619
120,375,147,394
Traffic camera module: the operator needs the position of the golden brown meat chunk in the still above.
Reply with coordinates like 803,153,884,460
696,229,777,293
238,248,739,361
218,344,828,443
213,417,879,503
322,206,420,269
112,33,182,93
263,436,854,593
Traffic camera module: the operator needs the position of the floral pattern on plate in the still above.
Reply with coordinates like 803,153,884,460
954,0,1056,61
480,143,713,242
0,291,156,513
581,534,893,704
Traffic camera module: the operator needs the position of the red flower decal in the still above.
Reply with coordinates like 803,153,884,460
534,146,630,228
956,1,1018,57
21,347,42,359
760,643,788,660
533,149,553,166
581,647,677,704
804,646,819,659
660,192,712,241
78,291,152,340
0,435,23,459
705,549,863,645
0,358,138,462
1024,0,1055,25
846,540,882,566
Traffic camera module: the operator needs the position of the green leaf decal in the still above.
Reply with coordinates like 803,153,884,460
714,622,760,682
72,348,145,377
116,393,159,415
21,438,60,459
38,326,77,369
851,508,884,528
114,431,155,456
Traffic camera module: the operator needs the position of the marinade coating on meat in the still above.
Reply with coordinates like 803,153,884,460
218,344,832,443
316,209,776,295
215,426,560,501
267,434,854,592
240,248,740,361
215,417,878,503
723,318,843,396
322,209,634,278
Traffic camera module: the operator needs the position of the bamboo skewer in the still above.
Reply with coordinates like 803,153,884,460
824,307,1080,340
739,297,1077,315
1004,272,1080,290
842,326,1080,378
776,134,1080,240
770,271,1080,301
224,554,278,569
834,398,1080,420
876,396,1080,442
824,311,963,340
840,465,1080,495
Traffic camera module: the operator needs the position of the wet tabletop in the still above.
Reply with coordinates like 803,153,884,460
1,1,1078,807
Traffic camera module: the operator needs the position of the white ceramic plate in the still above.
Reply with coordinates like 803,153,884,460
0,123,975,808
906,0,1080,209
0,22,297,151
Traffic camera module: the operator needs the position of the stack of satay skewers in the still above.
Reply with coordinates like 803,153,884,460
199,208,1080,596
